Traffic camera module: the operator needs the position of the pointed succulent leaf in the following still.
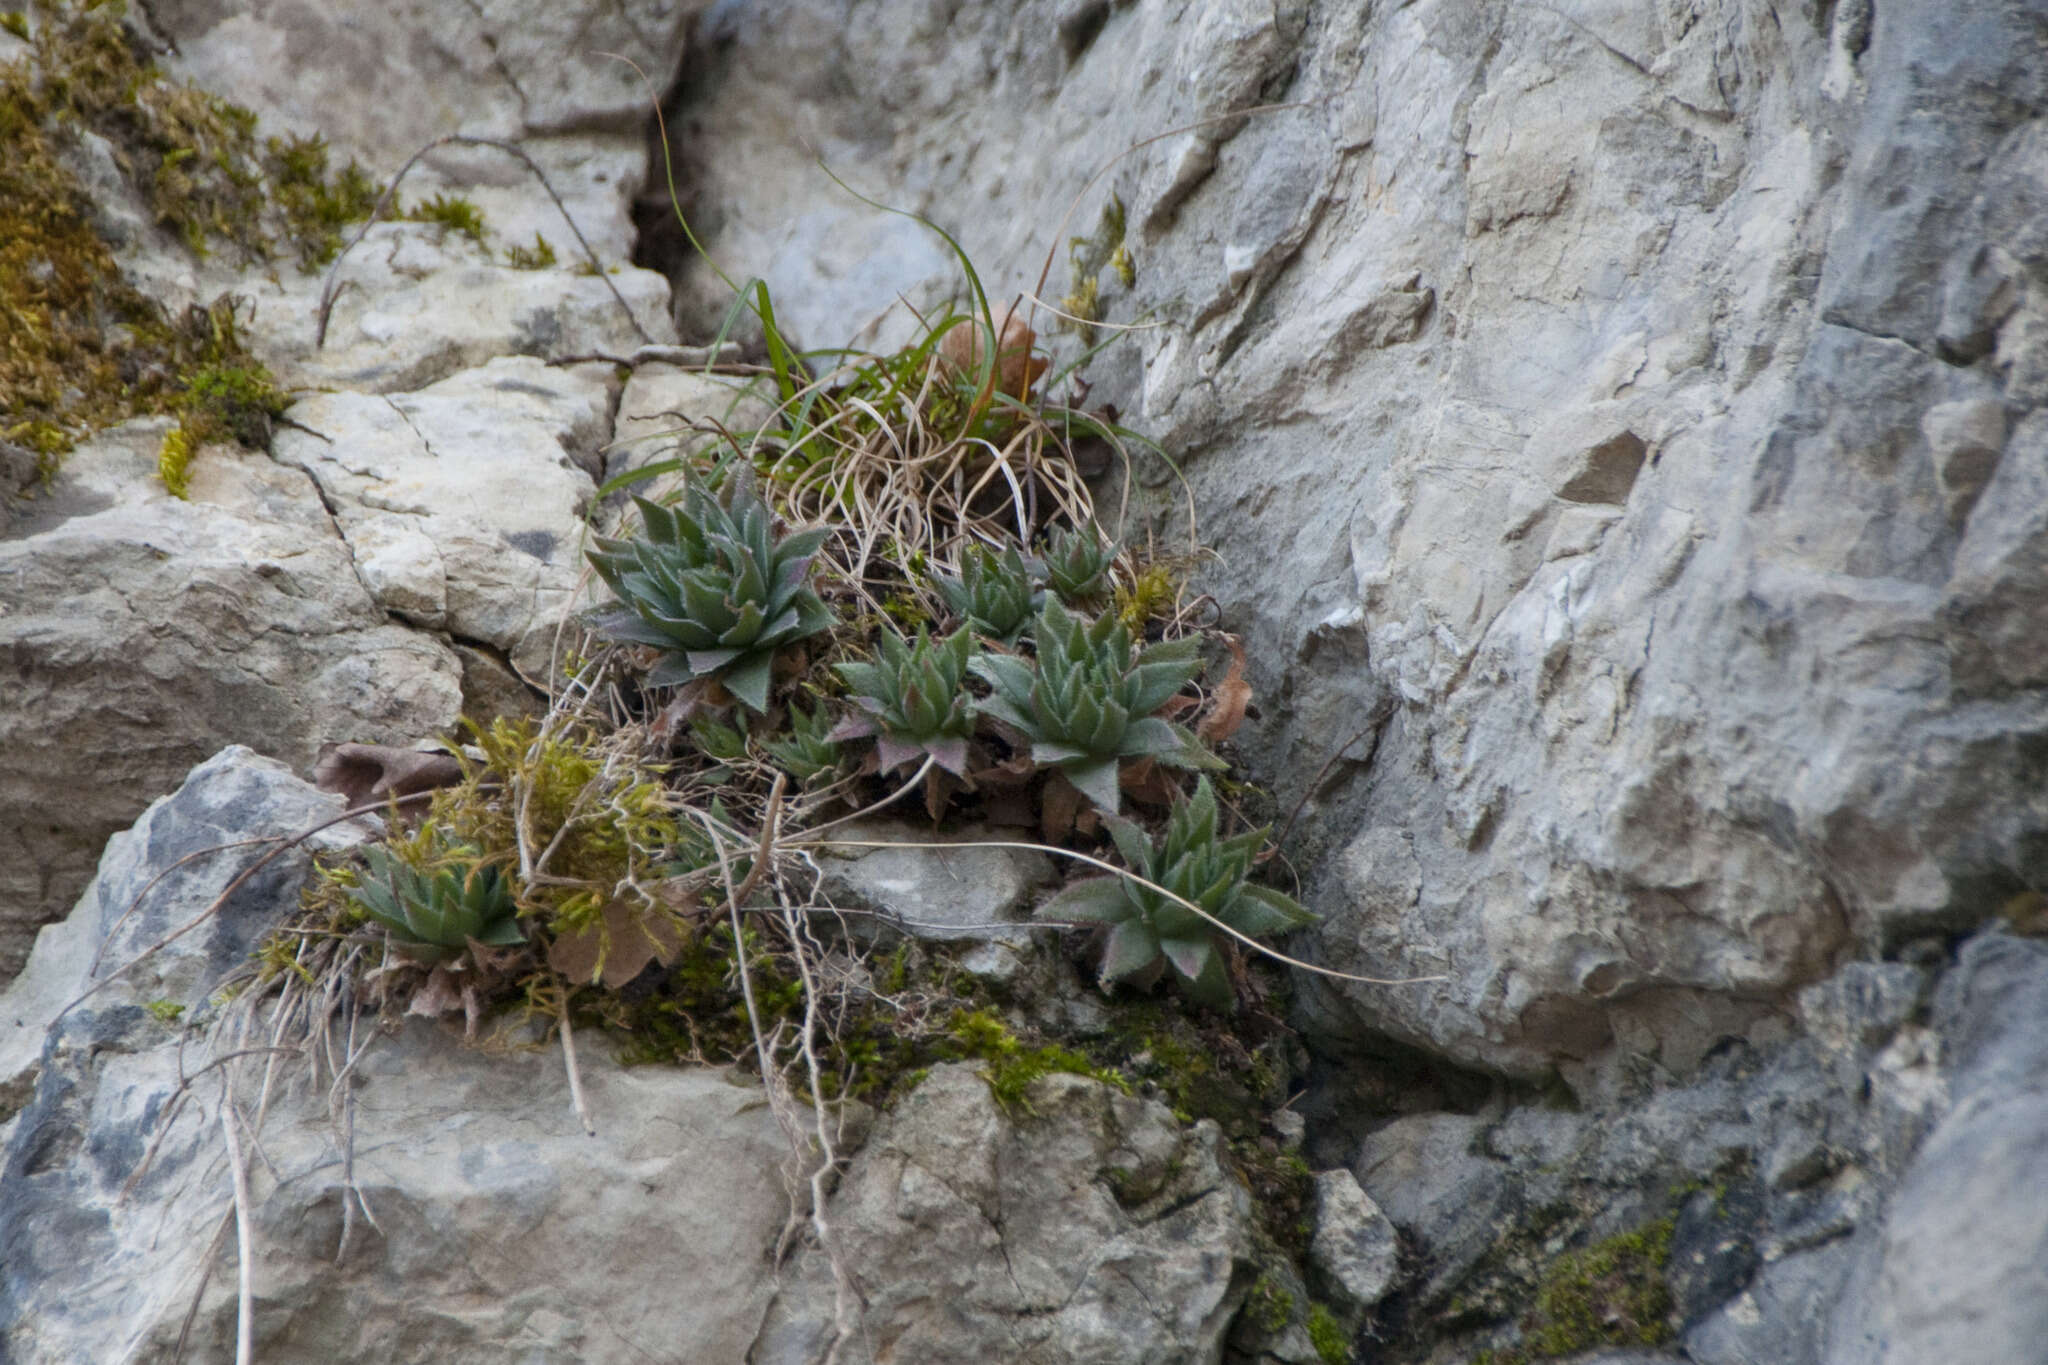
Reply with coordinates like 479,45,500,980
974,692,1036,735
1038,877,1137,924
835,660,884,697
1125,657,1202,716
1115,716,1191,760
1101,918,1163,982
1106,816,1154,874
583,606,677,649
722,651,775,713
1030,740,1094,765
1228,884,1316,936
1170,937,1235,1009
1066,757,1122,814
644,653,701,688
970,652,1038,709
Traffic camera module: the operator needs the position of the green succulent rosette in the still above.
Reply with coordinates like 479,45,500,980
934,542,1044,645
1036,777,1314,1008
970,597,1218,812
585,483,836,712
833,624,978,775
350,842,525,965
1039,522,1116,605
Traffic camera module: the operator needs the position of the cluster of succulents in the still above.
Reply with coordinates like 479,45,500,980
834,625,978,775
584,480,836,711
580,480,1307,1009
972,598,1218,812
1035,777,1313,1008
348,842,525,965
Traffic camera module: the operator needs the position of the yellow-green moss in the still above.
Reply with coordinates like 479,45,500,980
155,420,192,497
266,132,380,269
1060,192,1130,343
1247,1274,1296,1334
405,192,488,247
504,232,557,270
1305,1301,1351,1364
1114,560,1182,633
948,1008,1127,1113
1520,1215,1677,1356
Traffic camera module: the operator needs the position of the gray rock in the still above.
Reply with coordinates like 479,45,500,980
0,747,374,1122
1308,1168,1399,1312
1820,934,2048,1364
1354,1112,1509,1300
607,362,772,504
814,819,1054,946
751,1064,1253,1364
272,355,614,679
1688,1238,1861,1365
0,422,462,982
151,0,696,264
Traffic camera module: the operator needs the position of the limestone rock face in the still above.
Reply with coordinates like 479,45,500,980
0,425,462,982
1,752,1258,1365
660,0,2048,1080
147,0,699,261
273,355,615,680
752,1064,1254,1365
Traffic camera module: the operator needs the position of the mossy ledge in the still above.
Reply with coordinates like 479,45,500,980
0,0,375,474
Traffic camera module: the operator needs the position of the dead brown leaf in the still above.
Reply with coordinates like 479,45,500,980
1196,636,1252,745
314,742,463,809
548,902,691,989
1041,770,1082,844
938,304,1050,403
406,963,465,1021
1118,756,1179,808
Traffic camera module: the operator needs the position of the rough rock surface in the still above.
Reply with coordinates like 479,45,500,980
1,753,1265,1365
662,0,2048,1087
273,355,615,680
0,0,699,978
1312,936,2048,1363
816,818,1054,944
0,748,795,1365
8,0,2048,1361
0,424,462,982
753,1063,1254,1364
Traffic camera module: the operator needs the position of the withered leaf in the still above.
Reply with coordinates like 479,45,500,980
548,902,691,989
314,742,463,810
1040,769,1082,844
1196,636,1251,745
